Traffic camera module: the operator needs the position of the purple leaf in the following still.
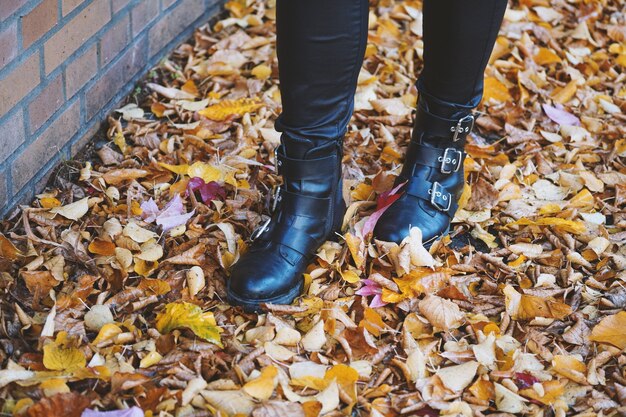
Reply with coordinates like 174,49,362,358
82,407,144,417
156,210,195,231
140,198,160,223
187,177,226,204
140,194,194,231
542,104,580,126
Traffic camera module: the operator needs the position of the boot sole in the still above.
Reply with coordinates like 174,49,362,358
227,280,304,313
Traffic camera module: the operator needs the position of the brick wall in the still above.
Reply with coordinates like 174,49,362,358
0,0,223,216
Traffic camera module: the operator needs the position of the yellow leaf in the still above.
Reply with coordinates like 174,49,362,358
243,365,277,400
181,79,199,96
551,355,587,384
344,233,365,269
340,269,360,284
538,203,562,215
40,197,61,208
92,323,123,345
483,77,511,103
508,217,586,234
568,189,595,209
534,47,561,65
151,102,167,117
188,161,222,183
43,332,86,372
113,131,128,155
519,380,566,405
156,302,223,347
589,311,626,349
158,162,190,176
251,64,272,79
325,364,358,406
551,80,577,104
139,351,163,368
198,98,263,121
40,378,71,397
134,259,159,277
456,183,471,211
360,308,385,337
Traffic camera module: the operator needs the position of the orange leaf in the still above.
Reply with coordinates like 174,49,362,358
88,238,116,256
589,311,626,349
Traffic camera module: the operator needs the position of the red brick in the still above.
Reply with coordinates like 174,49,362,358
100,14,130,67
0,22,18,70
62,0,84,16
28,73,64,133
131,0,159,36
112,0,131,14
70,120,100,157
0,109,27,164
0,0,29,21
65,44,97,98
21,0,58,49
148,0,204,57
0,52,40,117
12,100,80,191
43,0,110,74
85,37,147,120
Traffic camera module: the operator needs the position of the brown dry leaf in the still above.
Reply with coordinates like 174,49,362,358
26,392,91,417
503,285,571,321
418,294,465,329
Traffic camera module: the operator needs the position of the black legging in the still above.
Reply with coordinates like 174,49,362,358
274,0,508,142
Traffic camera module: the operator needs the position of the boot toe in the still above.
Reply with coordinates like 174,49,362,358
227,247,305,310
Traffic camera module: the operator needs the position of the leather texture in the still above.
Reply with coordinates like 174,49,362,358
373,96,473,246
227,136,345,311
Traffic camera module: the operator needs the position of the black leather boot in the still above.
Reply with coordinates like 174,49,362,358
227,136,345,312
373,95,474,247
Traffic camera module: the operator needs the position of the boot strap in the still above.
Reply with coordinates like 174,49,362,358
254,189,331,256
406,180,458,217
276,148,337,180
414,108,475,142
410,144,465,174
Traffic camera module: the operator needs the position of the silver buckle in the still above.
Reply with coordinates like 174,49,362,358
250,217,270,241
274,146,281,174
271,185,282,212
429,181,452,212
438,148,463,174
250,185,282,242
450,114,474,142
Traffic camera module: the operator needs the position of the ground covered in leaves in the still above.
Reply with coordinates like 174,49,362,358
1,0,625,416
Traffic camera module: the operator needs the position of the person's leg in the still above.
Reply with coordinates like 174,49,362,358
274,0,369,144
228,0,369,311
419,0,508,113
374,0,507,245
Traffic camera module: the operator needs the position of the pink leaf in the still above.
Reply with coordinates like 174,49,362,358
82,407,144,417
361,181,405,238
156,210,195,231
542,104,580,126
355,279,387,307
369,294,387,308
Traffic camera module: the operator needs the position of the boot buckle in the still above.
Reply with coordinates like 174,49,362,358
271,185,282,212
428,181,452,212
250,217,271,241
439,148,463,174
273,146,282,174
450,114,474,142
